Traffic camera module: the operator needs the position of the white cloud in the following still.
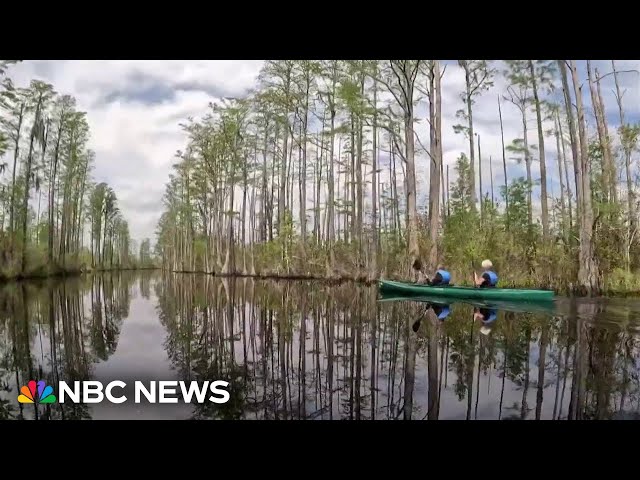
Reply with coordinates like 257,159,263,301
3,60,638,244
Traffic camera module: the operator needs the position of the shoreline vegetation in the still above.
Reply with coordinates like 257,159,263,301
0,265,159,283
4,262,640,298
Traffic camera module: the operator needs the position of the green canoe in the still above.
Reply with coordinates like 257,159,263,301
379,279,554,302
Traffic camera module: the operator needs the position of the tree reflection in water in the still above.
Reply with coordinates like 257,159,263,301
0,272,639,420
155,275,640,420
0,273,136,420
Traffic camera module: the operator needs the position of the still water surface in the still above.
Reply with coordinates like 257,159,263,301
1,272,639,420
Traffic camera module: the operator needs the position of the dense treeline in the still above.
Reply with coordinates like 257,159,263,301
155,60,640,294
0,60,144,278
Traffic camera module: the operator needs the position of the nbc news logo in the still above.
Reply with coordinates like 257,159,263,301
17,379,230,405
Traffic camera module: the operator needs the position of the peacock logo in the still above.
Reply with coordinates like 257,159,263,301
18,380,57,404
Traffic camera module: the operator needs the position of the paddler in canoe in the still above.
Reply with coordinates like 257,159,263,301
474,259,498,288
417,262,452,286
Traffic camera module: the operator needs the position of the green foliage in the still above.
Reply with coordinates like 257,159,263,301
138,238,155,267
458,60,496,104
619,123,640,153
450,153,474,213
604,268,640,293
452,121,470,139
0,61,20,77
506,138,530,163
502,178,533,237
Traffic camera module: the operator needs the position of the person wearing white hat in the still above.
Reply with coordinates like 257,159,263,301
474,259,498,288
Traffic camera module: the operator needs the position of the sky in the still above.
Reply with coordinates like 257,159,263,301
4,60,640,244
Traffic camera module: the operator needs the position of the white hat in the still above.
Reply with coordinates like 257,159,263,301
481,259,493,269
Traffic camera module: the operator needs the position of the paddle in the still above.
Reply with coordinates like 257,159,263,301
471,258,478,288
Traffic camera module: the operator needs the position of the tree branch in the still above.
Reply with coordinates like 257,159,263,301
378,122,405,161
409,60,422,85
390,61,411,108
469,67,490,97
414,131,433,161
374,72,405,109
388,130,407,164
597,69,639,82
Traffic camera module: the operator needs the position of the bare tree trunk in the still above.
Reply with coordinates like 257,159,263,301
498,96,509,227
560,61,582,241
477,134,483,219
391,144,400,238
557,110,574,234
349,115,356,244
222,168,236,274
315,124,324,242
462,63,477,211
326,89,336,274
356,70,365,263
446,165,450,218
300,79,309,244
529,60,550,239
596,69,617,204
440,152,446,218
405,112,420,272
612,60,635,236
489,156,495,208
371,70,379,278
278,70,292,236
242,160,248,274
555,113,568,242
569,59,599,293
260,118,269,243
427,61,442,270
522,111,533,226
587,61,613,203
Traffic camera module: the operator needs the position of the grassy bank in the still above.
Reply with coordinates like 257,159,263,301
0,245,159,284
6,254,637,298
167,268,640,297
